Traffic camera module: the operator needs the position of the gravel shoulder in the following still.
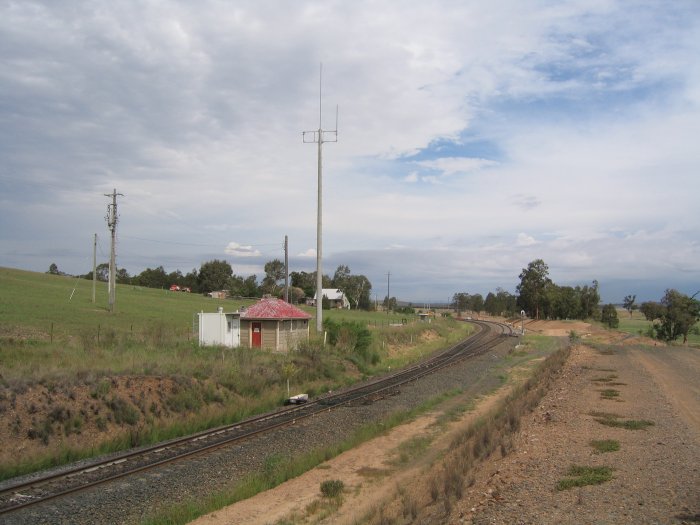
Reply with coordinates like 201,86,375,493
459,342,700,525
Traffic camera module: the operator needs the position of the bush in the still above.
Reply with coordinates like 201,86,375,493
320,479,344,498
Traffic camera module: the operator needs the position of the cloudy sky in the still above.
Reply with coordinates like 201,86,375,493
1,0,699,303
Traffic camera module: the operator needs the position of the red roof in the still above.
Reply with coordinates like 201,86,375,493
241,298,312,320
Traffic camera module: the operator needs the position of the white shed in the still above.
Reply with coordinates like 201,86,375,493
198,308,241,347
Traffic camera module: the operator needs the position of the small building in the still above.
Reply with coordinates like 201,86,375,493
198,308,241,347
240,297,312,352
309,288,350,309
207,290,229,299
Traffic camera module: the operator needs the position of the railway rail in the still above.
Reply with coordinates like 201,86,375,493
0,319,515,516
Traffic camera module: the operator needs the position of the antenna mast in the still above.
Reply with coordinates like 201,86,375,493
303,64,338,333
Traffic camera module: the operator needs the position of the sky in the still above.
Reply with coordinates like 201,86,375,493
1,0,699,304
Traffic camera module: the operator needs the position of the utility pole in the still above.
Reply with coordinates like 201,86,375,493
387,271,391,316
104,188,123,313
284,235,289,303
303,63,338,332
92,233,97,303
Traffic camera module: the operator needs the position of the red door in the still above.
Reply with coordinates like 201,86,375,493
252,322,262,348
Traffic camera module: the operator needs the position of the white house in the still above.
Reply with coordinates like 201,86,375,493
311,288,350,309
198,308,241,347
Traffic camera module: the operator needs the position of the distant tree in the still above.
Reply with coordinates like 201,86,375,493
96,262,110,282
133,266,168,289
182,268,199,293
332,265,351,288
289,286,306,304
344,274,372,310
601,304,619,329
198,259,233,293
116,268,130,284
516,259,551,320
640,301,665,321
623,294,637,318
578,280,601,320
383,296,397,311
290,271,316,298
470,293,484,315
322,295,331,310
48,263,59,275
656,289,700,344
262,259,285,295
229,274,260,298
452,293,470,315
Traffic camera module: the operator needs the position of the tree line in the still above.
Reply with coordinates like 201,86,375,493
59,259,374,309
452,259,698,345
453,259,600,321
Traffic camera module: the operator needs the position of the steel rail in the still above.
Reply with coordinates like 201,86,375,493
0,319,514,515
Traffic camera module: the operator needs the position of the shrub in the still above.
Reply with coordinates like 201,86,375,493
320,479,344,498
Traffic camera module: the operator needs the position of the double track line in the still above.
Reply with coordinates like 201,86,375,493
0,319,514,516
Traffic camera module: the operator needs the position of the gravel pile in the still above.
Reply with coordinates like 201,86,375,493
6,336,518,525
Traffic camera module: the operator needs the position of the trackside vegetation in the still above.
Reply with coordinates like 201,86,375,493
0,267,470,480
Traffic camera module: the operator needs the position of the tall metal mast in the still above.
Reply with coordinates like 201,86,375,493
303,64,338,333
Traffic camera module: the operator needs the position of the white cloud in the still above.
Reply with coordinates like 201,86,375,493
1,1,699,302
224,242,261,258
298,249,316,258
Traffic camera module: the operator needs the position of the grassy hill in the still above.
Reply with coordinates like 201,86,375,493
0,267,470,480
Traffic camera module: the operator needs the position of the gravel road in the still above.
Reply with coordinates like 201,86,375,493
457,343,700,525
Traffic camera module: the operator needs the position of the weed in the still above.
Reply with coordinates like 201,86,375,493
320,479,344,498
589,439,620,453
107,396,140,426
591,374,618,383
557,465,613,490
590,411,654,430
599,389,620,400
390,435,432,466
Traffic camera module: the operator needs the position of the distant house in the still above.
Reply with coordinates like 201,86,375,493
309,288,350,309
198,308,241,347
240,297,312,352
207,290,229,299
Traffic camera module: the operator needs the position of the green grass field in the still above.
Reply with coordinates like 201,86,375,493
0,266,473,479
616,308,700,346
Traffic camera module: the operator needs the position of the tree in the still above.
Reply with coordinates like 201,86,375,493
262,259,285,295
516,259,551,320
601,304,619,329
344,274,372,310
290,271,316,299
452,293,470,315
332,265,351,289
133,266,168,289
656,289,700,344
198,259,233,293
116,268,131,284
95,262,110,282
470,293,484,315
229,274,260,298
640,301,664,321
623,294,637,318
48,263,59,275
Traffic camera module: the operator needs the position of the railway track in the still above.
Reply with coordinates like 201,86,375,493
0,319,514,516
